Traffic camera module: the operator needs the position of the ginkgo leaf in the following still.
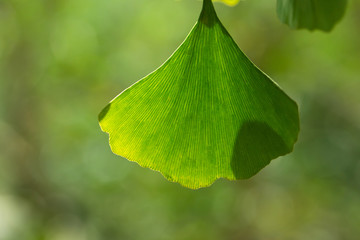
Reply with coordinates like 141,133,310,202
216,0,240,7
277,0,347,32
99,0,299,189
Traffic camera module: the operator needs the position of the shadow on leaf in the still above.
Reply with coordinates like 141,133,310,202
98,104,111,122
231,121,290,179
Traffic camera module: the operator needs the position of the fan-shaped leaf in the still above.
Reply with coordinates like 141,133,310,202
99,0,299,189
277,0,347,32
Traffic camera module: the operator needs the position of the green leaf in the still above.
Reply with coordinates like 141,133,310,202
99,0,299,189
277,0,348,32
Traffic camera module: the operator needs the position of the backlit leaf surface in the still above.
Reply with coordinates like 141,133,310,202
277,0,347,31
99,0,299,189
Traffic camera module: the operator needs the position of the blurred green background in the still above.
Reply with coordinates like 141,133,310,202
0,0,359,239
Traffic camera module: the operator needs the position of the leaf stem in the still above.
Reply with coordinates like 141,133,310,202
199,0,219,26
